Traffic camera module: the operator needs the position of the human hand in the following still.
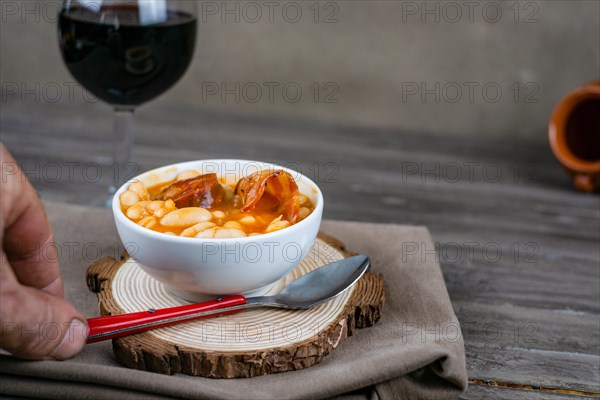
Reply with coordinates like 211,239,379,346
1,144,87,359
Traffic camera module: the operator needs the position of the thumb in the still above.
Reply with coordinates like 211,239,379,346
1,260,88,360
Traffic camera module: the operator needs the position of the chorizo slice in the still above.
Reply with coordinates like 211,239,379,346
235,170,300,224
157,173,225,208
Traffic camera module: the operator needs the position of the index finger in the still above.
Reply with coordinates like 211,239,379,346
0,144,63,297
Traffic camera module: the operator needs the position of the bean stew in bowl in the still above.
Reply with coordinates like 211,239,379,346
120,169,315,238
112,160,323,301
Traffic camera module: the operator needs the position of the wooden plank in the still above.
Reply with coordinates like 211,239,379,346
461,384,598,400
454,301,600,356
465,342,599,393
452,301,599,393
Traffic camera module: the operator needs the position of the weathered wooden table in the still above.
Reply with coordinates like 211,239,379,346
2,100,599,399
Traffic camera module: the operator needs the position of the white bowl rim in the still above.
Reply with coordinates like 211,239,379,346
112,159,324,243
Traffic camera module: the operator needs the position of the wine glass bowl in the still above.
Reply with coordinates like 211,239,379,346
58,1,196,107
57,0,197,200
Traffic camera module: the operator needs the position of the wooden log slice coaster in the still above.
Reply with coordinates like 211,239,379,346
86,232,384,378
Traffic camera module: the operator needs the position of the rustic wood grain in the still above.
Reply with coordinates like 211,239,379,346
453,301,599,355
2,101,599,397
465,342,599,393
461,384,598,400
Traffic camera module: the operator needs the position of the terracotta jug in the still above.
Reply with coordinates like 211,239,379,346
549,81,600,192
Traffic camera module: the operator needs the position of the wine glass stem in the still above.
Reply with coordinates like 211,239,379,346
109,107,135,196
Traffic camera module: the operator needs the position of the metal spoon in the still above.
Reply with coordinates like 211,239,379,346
86,255,370,343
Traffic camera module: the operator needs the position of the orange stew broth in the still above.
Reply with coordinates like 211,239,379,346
127,177,314,236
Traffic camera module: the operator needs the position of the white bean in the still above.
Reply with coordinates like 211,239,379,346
212,210,225,219
125,200,177,222
265,215,291,233
214,228,247,239
120,190,140,208
137,216,158,229
297,194,310,206
129,181,150,201
147,201,164,212
181,222,216,238
238,216,256,225
147,200,176,218
156,200,177,218
129,181,146,192
223,220,243,229
299,207,311,219
195,227,218,238
126,201,151,220
160,207,212,228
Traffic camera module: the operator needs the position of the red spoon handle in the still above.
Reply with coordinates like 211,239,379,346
86,295,247,343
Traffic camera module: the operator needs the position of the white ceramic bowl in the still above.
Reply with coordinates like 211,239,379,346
112,159,323,301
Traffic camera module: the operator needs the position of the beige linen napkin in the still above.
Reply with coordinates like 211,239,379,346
0,202,467,399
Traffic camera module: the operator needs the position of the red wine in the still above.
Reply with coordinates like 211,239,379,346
59,6,196,106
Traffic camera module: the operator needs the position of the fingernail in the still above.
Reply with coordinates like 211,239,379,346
50,319,88,360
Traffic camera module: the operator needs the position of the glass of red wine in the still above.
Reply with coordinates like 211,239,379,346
58,0,197,204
